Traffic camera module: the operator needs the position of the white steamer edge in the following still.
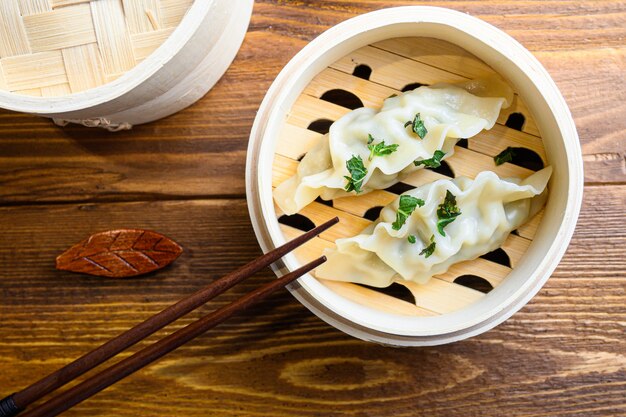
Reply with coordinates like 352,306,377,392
246,6,583,346
0,0,253,130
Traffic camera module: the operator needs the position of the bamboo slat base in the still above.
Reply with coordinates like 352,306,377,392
271,37,547,316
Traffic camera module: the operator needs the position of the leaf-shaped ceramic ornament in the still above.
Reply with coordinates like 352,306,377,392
56,230,183,278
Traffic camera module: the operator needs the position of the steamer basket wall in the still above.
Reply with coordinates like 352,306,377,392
0,0,253,130
246,7,583,346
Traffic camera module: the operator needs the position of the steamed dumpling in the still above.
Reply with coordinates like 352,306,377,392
315,167,552,287
274,79,514,215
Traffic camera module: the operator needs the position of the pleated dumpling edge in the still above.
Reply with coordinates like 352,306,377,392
273,78,514,215
315,167,552,288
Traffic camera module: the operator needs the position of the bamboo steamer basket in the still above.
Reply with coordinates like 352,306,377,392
246,7,584,346
0,0,253,130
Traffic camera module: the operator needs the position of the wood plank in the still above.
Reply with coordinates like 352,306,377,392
532,47,626,185
583,152,626,184
0,3,623,417
0,185,623,416
0,0,622,205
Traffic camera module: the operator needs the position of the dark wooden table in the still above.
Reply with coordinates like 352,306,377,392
1,1,625,416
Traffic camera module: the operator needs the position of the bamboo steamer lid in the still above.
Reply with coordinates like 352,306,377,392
0,0,253,130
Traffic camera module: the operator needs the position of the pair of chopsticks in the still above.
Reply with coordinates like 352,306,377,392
0,217,339,417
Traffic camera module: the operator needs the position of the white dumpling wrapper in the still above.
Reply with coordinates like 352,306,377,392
274,79,513,215
315,167,552,287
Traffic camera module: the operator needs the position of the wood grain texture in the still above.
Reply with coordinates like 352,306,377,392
0,1,624,416
0,192,624,417
0,1,622,203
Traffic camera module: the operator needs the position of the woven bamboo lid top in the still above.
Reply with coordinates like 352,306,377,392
0,0,195,97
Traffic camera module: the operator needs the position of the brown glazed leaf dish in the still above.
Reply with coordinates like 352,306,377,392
56,230,183,278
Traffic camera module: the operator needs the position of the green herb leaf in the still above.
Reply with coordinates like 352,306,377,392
404,113,428,139
367,134,399,161
494,147,516,166
414,150,446,168
437,217,456,236
436,190,461,236
344,155,367,194
392,195,425,230
407,235,417,244
419,235,436,258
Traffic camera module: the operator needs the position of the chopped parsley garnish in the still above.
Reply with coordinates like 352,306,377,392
407,235,417,244
344,155,367,194
414,150,446,168
419,235,436,258
367,134,399,161
494,147,516,165
392,195,425,230
436,190,461,236
404,113,428,139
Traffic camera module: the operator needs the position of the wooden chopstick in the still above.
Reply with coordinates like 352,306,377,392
19,256,327,417
0,217,338,417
